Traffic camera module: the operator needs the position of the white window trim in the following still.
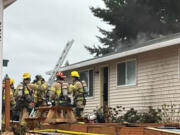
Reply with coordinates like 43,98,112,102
79,68,94,98
116,58,137,87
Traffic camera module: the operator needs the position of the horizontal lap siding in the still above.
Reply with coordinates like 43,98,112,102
84,70,100,114
109,45,180,111
65,45,180,114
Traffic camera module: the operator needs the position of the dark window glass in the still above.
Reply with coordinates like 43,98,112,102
117,63,126,85
89,70,94,97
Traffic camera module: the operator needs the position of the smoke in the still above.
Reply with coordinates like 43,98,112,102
115,32,165,52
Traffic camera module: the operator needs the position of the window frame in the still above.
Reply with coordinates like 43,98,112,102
79,69,94,98
116,59,137,87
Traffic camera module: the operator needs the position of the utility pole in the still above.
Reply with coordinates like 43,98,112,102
0,0,4,130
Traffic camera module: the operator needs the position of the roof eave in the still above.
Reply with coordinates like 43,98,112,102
3,0,16,9
59,37,180,72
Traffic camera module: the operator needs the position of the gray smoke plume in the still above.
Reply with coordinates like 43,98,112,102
115,33,165,52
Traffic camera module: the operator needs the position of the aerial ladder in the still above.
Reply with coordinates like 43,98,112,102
29,40,74,118
46,40,74,85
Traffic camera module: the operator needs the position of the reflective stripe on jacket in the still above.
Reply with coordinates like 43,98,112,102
3,88,16,105
50,82,62,100
69,81,84,101
33,81,48,102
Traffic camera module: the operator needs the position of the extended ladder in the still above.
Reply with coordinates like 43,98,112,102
47,40,74,85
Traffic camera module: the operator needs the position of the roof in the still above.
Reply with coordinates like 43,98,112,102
59,33,180,72
3,0,16,9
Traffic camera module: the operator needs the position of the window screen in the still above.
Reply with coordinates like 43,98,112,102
126,61,136,85
80,71,89,88
80,70,94,97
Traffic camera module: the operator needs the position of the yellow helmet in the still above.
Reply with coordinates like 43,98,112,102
10,78,14,85
23,72,31,79
71,71,80,78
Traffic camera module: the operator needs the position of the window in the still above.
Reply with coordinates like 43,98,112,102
80,70,94,97
117,60,136,86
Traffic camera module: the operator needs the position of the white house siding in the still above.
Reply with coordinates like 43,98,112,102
64,45,180,113
108,45,180,111
83,70,100,114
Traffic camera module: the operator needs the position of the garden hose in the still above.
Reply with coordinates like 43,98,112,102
29,129,108,135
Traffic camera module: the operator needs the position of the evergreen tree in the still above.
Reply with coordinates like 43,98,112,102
85,0,180,56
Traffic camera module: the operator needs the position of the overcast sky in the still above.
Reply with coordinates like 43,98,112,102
3,0,112,85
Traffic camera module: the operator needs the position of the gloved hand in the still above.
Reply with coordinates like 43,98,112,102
63,83,69,87
37,80,42,85
29,102,35,109
47,101,52,106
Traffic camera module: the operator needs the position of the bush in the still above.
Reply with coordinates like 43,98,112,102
108,106,125,123
123,108,141,123
140,106,162,123
160,103,178,124
93,105,125,123
93,106,162,124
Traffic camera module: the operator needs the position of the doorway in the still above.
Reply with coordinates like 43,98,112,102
101,66,109,108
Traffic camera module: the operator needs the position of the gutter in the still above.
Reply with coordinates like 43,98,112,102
3,0,16,9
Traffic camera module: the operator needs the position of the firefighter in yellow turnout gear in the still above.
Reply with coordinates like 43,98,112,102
68,71,86,117
15,73,36,125
2,78,16,124
33,75,48,107
50,72,68,105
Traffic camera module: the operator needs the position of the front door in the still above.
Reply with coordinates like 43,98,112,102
102,67,109,108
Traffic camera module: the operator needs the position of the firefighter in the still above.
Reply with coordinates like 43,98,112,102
2,78,16,124
15,73,35,125
50,72,69,105
68,71,86,117
33,75,48,107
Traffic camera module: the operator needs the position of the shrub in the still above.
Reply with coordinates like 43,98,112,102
123,108,141,123
93,105,125,123
140,106,162,123
159,103,178,124
93,106,163,124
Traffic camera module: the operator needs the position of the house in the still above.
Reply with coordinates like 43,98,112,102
59,33,180,113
